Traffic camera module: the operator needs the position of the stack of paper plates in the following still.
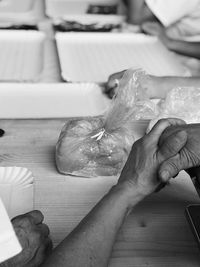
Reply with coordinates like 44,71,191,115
0,167,34,218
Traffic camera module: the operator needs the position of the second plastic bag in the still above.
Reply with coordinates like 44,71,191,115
56,69,158,177
148,86,200,132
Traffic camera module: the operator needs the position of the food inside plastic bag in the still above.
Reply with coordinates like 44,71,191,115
148,87,200,132
56,69,159,177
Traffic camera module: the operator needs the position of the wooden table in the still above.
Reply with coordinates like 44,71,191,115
0,119,200,267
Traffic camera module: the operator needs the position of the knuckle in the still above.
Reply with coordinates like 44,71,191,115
34,210,44,219
18,216,32,227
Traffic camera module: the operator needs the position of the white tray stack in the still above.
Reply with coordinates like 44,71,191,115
0,167,34,218
0,0,45,23
0,30,45,82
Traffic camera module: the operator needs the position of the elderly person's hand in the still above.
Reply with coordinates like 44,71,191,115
118,118,187,196
1,211,52,267
105,70,166,99
158,123,200,182
105,70,125,98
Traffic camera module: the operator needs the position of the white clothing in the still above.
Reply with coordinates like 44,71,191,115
145,0,200,39
0,198,21,264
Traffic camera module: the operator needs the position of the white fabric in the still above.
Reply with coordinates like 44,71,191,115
0,198,21,264
145,0,200,39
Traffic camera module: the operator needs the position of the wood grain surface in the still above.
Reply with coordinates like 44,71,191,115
0,119,200,267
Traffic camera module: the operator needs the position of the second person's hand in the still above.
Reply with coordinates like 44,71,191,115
118,118,187,197
158,124,200,182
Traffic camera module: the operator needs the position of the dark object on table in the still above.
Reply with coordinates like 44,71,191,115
54,21,120,32
185,205,200,250
0,24,38,30
0,129,5,137
87,4,118,15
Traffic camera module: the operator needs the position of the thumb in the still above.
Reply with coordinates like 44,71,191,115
158,130,187,160
158,151,192,183
158,154,182,183
105,70,125,92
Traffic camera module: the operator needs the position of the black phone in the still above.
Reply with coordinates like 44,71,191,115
185,204,200,248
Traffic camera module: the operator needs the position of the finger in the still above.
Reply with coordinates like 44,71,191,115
36,223,50,237
147,118,186,143
26,210,44,225
34,238,53,266
105,70,125,93
158,130,187,160
158,153,190,183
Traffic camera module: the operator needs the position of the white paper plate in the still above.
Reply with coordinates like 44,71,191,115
0,83,110,118
56,32,188,82
0,167,34,218
0,30,45,82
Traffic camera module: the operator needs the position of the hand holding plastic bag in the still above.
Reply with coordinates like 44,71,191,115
56,69,158,177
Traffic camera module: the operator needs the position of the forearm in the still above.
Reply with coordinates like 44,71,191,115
167,39,200,59
125,0,155,24
42,183,144,267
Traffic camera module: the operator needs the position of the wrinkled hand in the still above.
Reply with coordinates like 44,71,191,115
2,211,52,267
158,124,200,182
118,118,187,196
106,70,162,99
105,70,126,98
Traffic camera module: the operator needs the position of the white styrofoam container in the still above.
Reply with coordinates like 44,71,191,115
0,0,45,22
0,83,110,118
56,32,188,83
46,0,123,18
0,30,45,82
0,0,34,13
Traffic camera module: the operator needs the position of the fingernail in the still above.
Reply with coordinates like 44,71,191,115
161,170,169,181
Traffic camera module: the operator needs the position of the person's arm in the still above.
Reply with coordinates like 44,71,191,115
123,0,156,24
141,21,200,59
105,70,200,99
43,183,143,267
42,118,187,267
166,39,200,59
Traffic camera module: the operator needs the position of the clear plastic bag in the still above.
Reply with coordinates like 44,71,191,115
148,87,200,132
56,69,158,177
